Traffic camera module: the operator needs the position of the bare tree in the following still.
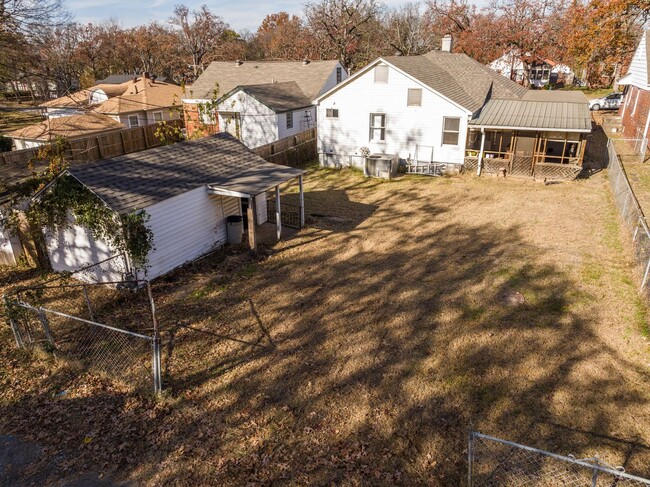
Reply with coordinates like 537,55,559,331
305,0,382,72
169,4,228,79
0,0,70,44
387,3,436,56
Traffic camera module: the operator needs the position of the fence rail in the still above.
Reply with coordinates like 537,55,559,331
606,138,650,292
253,128,316,167
469,432,650,486
4,279,161,393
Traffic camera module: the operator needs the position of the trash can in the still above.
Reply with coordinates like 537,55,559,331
226,215,244,245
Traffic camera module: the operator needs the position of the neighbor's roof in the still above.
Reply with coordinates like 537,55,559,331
96,74,173,85
187,60,340,101
92,78,185,114
5,112,125,140
469,91,591,132
40,89,92,109
64,132,305,214
227,81,313,112
618,30,650,89
317,51,527,113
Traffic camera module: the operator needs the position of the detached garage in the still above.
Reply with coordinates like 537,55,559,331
37,133,305,282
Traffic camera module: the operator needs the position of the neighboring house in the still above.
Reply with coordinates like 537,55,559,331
314,43,591,179
39,133,306,282
5,112,125,150
182,59,347,148
488,51,574,87
40,73,184,127
617,30,650,142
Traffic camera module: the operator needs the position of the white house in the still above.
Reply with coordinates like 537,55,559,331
37,133,306,283
314,46,527,170
488,51,575,87
182,59,347,146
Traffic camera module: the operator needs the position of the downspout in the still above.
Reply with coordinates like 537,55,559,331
477,128,486,176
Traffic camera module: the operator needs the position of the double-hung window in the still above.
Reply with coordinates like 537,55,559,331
442,117,460,145
153,111,163,122
286,111,293,129
128,115,139,128
326,108,339,118
369,113,386,141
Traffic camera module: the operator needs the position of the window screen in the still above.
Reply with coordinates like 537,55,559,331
374,65,389,83
286,111,293,129
326,108,339,118
442,117,460,145
369,113,386,141
407,88,422,106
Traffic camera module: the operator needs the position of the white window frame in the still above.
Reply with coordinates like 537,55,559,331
153,111,163,122
286,111,293,129
442,117,461,146
128,115,139,128
374,65,389,84
407,88,422,107
326,108,339,118
369,113,386,142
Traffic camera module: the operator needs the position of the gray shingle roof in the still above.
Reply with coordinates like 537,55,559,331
469,95,591,132
187,60,340,100
236,82,312,112
66,133,305,214
383,51,528,113
96,74,174,85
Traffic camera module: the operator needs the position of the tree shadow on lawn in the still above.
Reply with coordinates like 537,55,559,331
2,182,650,485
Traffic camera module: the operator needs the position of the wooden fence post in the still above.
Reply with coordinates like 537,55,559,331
120,132,127,154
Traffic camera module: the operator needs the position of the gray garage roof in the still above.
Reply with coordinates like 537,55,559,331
469,91,592,133
61,133,305,214
228,82,313,113
187,60,340,101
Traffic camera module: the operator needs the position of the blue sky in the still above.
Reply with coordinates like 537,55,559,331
67,0,476,33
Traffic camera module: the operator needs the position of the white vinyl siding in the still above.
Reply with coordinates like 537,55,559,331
144,187,235,280
218,92,278,149
317,62,469,165
45,220,126,283
255,193,268,224
622,31,649,89
277,107,316,139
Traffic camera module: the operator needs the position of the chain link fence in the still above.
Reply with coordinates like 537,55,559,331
606,139,650,292
469,432,650,486
4,279,161,393
607,137,649,165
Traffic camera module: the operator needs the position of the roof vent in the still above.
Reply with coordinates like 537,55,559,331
235,60,243,66
302,59,310,65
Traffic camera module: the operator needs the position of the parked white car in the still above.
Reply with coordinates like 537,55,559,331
589,92,623,111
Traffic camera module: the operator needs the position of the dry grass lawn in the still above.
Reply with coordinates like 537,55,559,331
1,167,650,485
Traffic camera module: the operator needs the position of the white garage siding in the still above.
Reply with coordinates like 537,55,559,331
256,193,268,224
45,222,126,283
0,223,22,267
143,187,244,280
218,93,278,149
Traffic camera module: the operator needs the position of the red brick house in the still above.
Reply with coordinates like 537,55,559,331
618,30,650,142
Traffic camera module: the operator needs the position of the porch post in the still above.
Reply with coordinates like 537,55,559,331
275,185,281,241
299,175,305,229
477,128,486,176
247,196,257,252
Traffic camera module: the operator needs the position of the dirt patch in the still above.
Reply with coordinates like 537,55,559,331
1,168,650,485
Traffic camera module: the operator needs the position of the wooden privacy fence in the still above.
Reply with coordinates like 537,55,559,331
1,119,184,167
253,128,317,167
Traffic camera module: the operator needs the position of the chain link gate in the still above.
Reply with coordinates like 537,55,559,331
4,279,162,393
469,432,650,486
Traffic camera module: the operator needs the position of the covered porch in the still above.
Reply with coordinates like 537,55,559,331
464,92,591,180
207,166,306,252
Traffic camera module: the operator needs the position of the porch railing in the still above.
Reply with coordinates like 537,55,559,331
463,155,581,181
